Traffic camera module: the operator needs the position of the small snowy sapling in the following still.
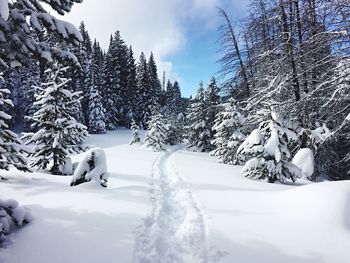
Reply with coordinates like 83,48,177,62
144,112,167,151
237,110,302,183
130,120,141,145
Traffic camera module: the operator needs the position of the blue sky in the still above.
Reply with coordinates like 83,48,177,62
65,0,249,97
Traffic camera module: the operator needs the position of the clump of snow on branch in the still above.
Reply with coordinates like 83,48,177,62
292,148,315,180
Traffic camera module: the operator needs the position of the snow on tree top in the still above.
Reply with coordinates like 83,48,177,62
0,0,9,21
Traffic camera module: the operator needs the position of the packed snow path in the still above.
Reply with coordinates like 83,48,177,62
134,147,209,263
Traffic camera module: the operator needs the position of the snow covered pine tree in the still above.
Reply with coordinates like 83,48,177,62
211,98,245,164
0,75,29,179
130,119,141,145
165,115,184,146
237,110,302,183
187,82,212,152
23,66,88,175
144,111,167,151
88,86,106,134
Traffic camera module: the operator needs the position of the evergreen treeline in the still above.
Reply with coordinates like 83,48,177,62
5,22,188,134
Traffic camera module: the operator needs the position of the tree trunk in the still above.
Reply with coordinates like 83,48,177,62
219,8,251,97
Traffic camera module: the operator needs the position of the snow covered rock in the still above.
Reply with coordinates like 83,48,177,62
292,148,315,180
70,148,108,188
0,199,32,246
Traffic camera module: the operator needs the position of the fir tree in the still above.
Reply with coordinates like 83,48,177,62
23,66,88,175
113,32,130,127
187,82,212,152
77,21,93,125
129,120,141,145
102,35,119,130
166,115,184,146
0,76,29,178
206,77,220,144
125,46,137,126
88,86,106,134
20,62,41,132
144,111,167,151
135,52,151,128
237,109,302,183
0,0,82,69
211,98,245,164
147,52,162,107
164,80,182,117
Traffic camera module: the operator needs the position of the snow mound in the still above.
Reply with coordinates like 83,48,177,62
292,148,314,179
70,148,108,188
281,181,350,227
0,199,32,245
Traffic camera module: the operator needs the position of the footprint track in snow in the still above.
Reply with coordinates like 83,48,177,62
134,147,209,263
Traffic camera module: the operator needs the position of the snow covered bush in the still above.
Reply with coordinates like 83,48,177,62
144,112,167,151
0,199,32,246
129,120,141,145
23,66,88,175
237,110,302,183
70,148,108,188
187,83,212,152
211,98,245,164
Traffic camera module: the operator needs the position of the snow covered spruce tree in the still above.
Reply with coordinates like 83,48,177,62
129,119,141,145
165,115,184,146
144,110,167,151
187,82,212,152
0,76,29,179
0,0,82,69
211,98,245,164
314,115,350,181
23,66,88,175
237,109,301,183
206,77,220,140
88,86,106,134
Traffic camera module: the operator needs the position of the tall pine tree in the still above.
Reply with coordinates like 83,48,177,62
24,66,88,175
187,82,212,152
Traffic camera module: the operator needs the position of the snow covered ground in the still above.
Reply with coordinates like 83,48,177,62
1,129,350,263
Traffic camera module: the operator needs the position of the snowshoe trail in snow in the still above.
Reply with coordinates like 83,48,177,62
134,147,209,263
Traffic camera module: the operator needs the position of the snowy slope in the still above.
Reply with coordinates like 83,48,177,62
1,129,350,263
173,150,350,263
0,129,158,263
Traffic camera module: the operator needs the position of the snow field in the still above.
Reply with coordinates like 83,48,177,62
1,129,350,263
173,150,350,263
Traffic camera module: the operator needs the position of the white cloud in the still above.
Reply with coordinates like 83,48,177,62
64,0,247,83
